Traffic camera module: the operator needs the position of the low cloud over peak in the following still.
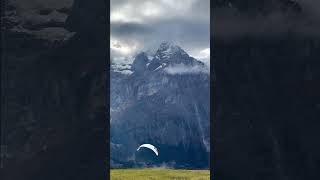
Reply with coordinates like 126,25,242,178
111,0,210,63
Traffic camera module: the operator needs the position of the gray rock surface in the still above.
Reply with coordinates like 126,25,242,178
110,42,210,168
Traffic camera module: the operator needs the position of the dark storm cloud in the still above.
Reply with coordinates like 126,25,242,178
110,0,210,60
111,19,209,52
299,0,320,22
212,0,320,38
111,22,152,36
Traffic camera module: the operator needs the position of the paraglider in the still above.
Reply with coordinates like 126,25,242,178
137,144,159,156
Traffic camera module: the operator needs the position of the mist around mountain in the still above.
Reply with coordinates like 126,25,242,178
110,42,210,169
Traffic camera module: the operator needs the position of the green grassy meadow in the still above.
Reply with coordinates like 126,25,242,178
110,168,210,180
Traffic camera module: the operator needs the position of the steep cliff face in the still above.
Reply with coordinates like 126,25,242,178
111,43,210,168
213,1,320,179
1,0,107,179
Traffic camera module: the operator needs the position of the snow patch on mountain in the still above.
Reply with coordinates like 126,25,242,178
110,42,210,168
111,56,134,75
111,42,209,76
164,63,209,75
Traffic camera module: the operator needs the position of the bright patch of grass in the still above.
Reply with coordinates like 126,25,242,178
111,168,210,180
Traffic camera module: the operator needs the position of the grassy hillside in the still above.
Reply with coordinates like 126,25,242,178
111,168,210,180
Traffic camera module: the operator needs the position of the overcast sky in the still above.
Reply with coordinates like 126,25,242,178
110,0,210,65
213,0,320,39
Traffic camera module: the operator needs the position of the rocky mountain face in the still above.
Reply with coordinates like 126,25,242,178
213,1,320,179
110,42,210,169
1,0,107,179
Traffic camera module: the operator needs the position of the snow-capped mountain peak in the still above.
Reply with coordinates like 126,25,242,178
155,42,188,60
146,42,204,71
111,42,206,74
110,42,210,169
158,42,182,53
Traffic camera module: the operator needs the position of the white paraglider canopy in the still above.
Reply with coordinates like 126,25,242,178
137,144,159,156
